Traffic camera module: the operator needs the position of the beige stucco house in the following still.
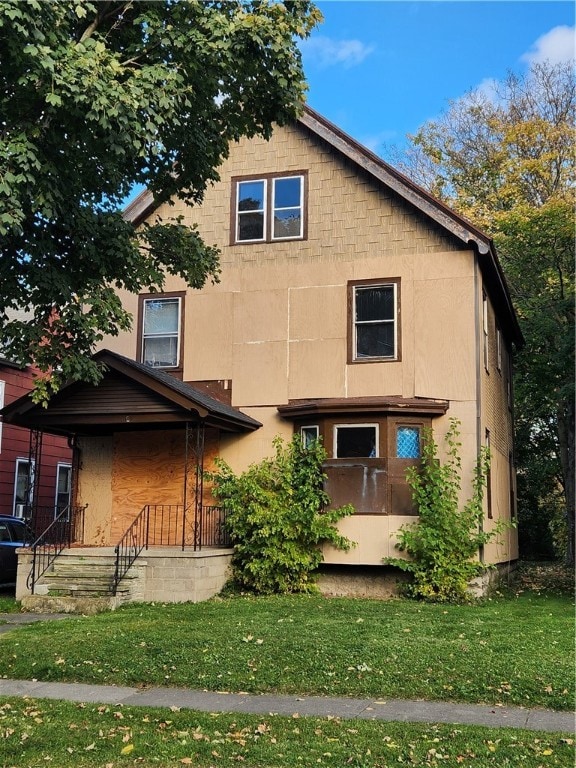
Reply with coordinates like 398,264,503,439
3,106,522,604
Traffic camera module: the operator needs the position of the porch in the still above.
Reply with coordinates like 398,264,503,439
0,351,261,609
14,500,234,612
16,545,233,613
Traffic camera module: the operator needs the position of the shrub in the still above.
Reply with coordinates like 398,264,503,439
208,435,354,594
384,419,503,603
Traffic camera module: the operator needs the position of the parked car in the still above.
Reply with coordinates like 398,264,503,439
0,515,31,585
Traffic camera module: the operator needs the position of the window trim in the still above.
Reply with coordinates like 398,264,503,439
348,278,401,363
55,462,73,517
301,425,319,448
496,326,502,373
13,458,34,517
395,424,422,459
333,423,380,459
231,171,308,245
482,291,489,373
137,292,185,374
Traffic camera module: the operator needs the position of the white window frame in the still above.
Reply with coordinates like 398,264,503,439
55,462,72,517
13,458,35,517
482,291,489,372
236,178,267,243
271,176,304,241
235,174,304,243
141,296,182,369
301,425,319,448
333,423,379,459
353,282,398,361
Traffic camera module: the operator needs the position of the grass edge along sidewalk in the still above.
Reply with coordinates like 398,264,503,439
0,678,574,733
0,693,574,768
0,591,572,711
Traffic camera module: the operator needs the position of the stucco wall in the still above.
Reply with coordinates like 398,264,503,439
99,121,518,566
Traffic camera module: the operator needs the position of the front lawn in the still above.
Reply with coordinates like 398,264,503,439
0,697,573,768
0,592,572,711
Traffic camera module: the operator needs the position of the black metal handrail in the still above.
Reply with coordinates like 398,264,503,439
27,505,87,594
195,505,232,549
112,504,149,596
112,504,231,594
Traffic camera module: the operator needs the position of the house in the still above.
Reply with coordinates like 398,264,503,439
2,106,522,604
0,359,72,526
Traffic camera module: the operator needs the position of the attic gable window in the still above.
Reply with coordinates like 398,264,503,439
348,278,400,362
232,172,306,244
138,293,184,371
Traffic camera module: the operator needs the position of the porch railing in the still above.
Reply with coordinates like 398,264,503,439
27,505,87,594
112,504,231,595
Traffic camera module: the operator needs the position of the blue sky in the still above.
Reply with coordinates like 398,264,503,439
299,1,575,158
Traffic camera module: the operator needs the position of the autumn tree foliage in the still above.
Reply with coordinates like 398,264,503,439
0,0,321,399
395,62,575,564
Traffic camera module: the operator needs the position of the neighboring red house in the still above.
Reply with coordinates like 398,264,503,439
0,359,73,520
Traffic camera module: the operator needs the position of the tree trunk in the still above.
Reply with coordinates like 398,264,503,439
557,397,575,566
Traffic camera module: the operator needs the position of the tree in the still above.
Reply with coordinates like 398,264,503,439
393,62,575,564
0,0,321,399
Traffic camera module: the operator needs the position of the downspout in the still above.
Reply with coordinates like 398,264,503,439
473,254,484,565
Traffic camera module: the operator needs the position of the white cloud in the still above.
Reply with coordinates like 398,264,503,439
300,35,375,69
521,25,575,65
358,130,398,155
475,77,500,105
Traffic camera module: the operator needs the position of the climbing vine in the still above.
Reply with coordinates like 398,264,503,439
208,435,354,595
385,419,503,603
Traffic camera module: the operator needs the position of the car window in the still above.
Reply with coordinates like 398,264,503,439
0,523,10,543
7,522,27,543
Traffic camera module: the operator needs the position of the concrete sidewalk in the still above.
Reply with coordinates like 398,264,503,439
0,613,573,734
0,679,573,733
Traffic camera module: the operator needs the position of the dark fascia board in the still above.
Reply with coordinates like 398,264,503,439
93,350,262,431
1,350,261,434
278,396,449,420
0,357,27,370
122,105,523,348
122,188,156,228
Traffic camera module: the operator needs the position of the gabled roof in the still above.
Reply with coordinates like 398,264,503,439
0,349,261,436
123,104,523,348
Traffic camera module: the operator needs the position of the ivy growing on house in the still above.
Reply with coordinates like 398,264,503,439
385,419,505,603
208,435,355,595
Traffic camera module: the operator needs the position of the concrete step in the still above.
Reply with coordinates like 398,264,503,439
34,547,145,600
20,594,125,615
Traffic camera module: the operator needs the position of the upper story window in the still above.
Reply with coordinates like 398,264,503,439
138,294,184,370
348,278,400,362
233,172,306,244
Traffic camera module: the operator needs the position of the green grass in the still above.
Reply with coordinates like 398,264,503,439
0,697,573,768
0,591,19,614
0,592,573,711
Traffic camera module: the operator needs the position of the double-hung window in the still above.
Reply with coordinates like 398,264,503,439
349,279,399,362
233,173,306,243
139,294,183,370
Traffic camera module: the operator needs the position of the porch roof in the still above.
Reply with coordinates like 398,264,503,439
0,349,261,436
